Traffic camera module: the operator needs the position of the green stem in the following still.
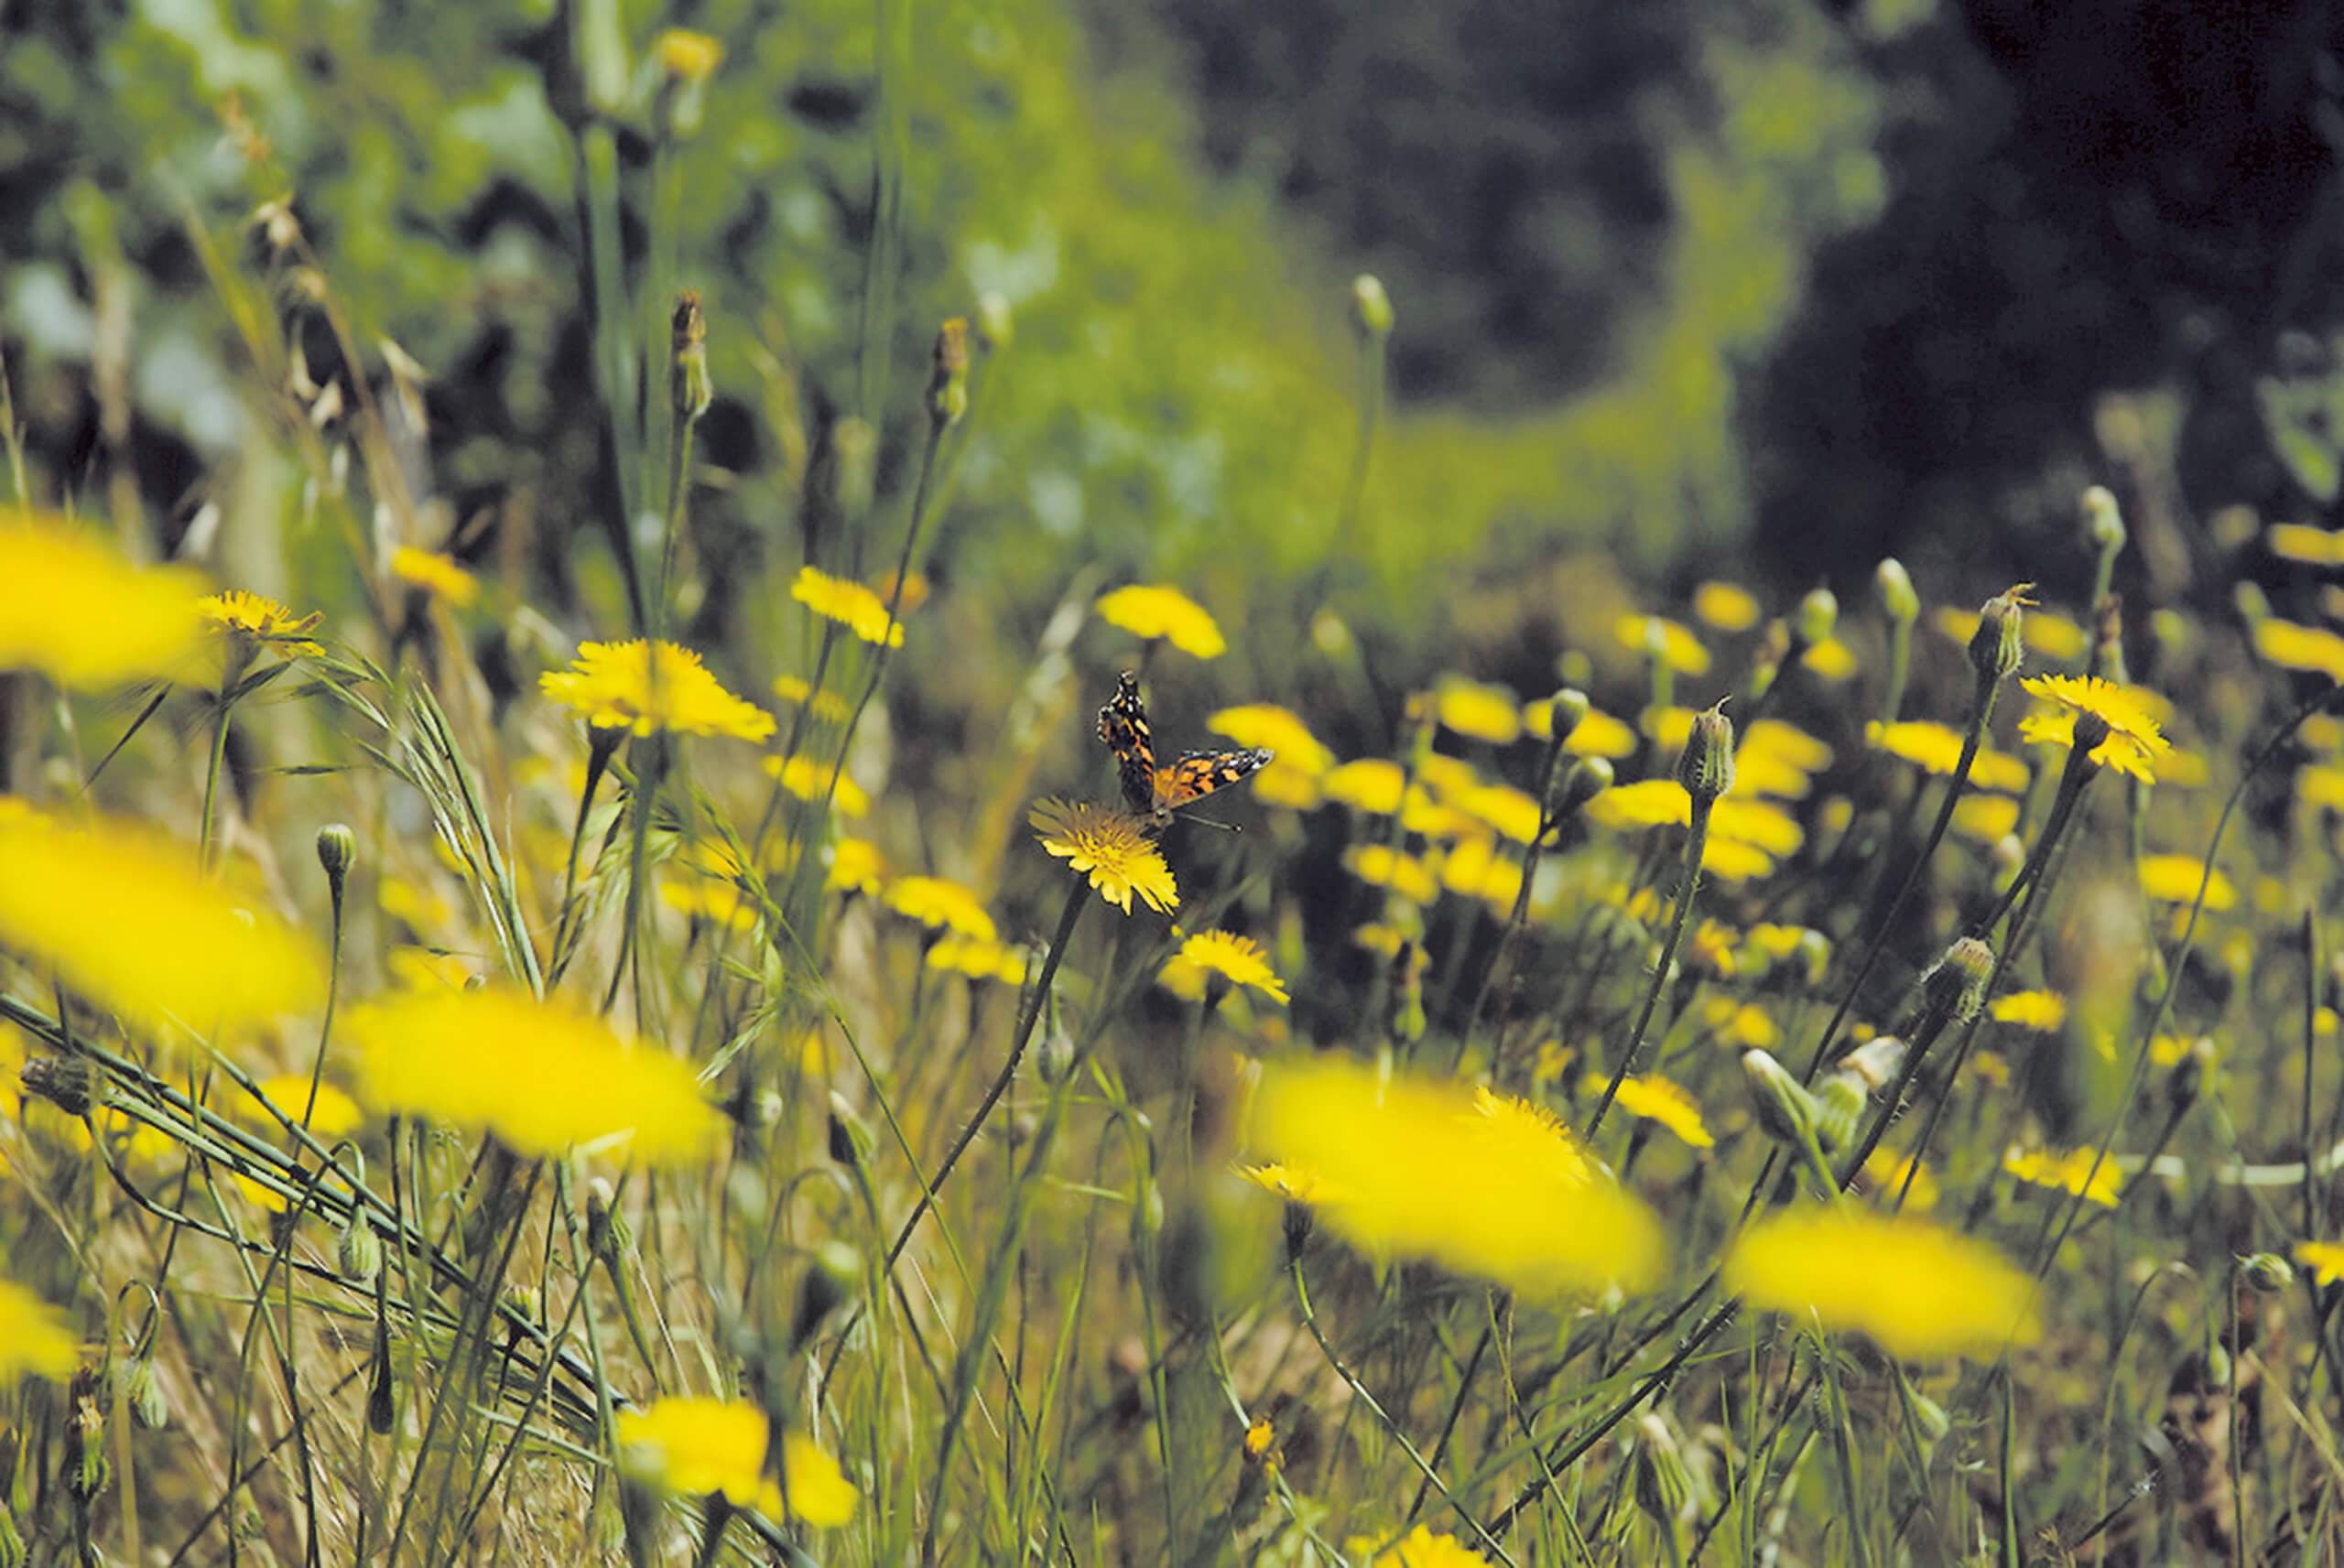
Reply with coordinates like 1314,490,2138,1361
1587,794,1711,1138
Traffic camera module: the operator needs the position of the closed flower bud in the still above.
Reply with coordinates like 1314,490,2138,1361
67,1383,106,1500
827,1095,872,1170
338,1216,383,1284
1875,557,1918,624
2069,709,2112,765
1547,756,1613,826
1545,687,1590,744
1810,1075,1864,1152
976,290,1014,352
584,1176,630,1262
788,1239,862,1353
1350,274,1394,341
1919,937,1995,1028
1632,1413,1691,1528
1795,587,1837,649
1969,585,2031,687
20,1054,98,1118
367,1317,396,1434
2165,1042,2204,1116
926,318,970,428
122,1354,169,1430
2239,1252,2294,1293
315,822,356,883
2081,485,2126,553
1742,1049,1818,1149
670,291,711,423
1674,703,1735,806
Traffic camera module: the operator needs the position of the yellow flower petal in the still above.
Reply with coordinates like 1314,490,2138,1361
1727,1207,2037,1358
542,640,775,741
0,1278,77,1387
0,515,210,688
1029,797,1177,914
1093,584,1226,658
790,566,907,647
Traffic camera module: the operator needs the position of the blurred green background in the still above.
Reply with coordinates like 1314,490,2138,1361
4,0,2339,705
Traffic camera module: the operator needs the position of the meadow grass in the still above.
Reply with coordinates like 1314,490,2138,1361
8,29,2344,1568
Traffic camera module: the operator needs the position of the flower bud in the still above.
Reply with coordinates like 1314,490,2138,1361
787,1239,862,1354
1632,1412,1690,1528
1547,756,1612,827
20,1055,97,1118
338,1215,383,1285
2068,709,2112,768
367,1315,396,1434
2238,1252,2294,1293
1741,1049,1818,1149
1674,703,1735,806
1919,937,1995,1029
827,1096,871,1171
2165,1042,2204,1117
1350,274,1394,341
976,290,1014,353
1545,687,1590,744
315,822,357,884
121,1353,169,1430
66,1379,107,1501
2081,485,2126,554
1795,587,1838,650
926,318,970,428
1875,557,1918,624
1969,585,2032,687
671,291,711,423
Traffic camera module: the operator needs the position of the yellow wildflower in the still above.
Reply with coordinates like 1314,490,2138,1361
614,1398,857,1529
1727,1206,2037,1358
790,565,906,647
1710,798,1802,859
1868,721,2031,792
1249,761,1323,810
1433,678,1522,744
2254,618,2344,683
1799,636,1859,680
2139,854,2236,909
1323,758,1406,814
1161,931,1288,1004
654,27,723,81
0,514,208,688
1029,797,1177,914
1862,1147,1938,1211
1590,1071,1713,1149
0,1279,76,1387
1950,795,2021,843
1358,1526,1493,1567
541,640,775,741
1533,704,1637,757
1615,613,1712,675
1693,580,1763,633
0,806,324,1035
1238,1162,1329,1204
1585,778,1692,830
346,987,722,1162
765,754,870,816
389,546,479,608
1209,705,1333,774
1093,583,1225,658
2295,1240,2344,1288
928,934,1027,985
1343,844,1439,904
884,875,996,940
199,589,324,657
2003,1145,2122,1207
824,838,887,896
771,674,853,725
2017,675,2170,783
1991,990,2067,1031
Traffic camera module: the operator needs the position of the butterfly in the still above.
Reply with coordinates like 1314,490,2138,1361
1097,671,1273,827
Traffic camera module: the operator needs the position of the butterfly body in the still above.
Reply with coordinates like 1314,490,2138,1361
1098,672,1272,826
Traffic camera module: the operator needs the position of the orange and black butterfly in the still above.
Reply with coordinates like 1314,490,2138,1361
1097,671,1272,827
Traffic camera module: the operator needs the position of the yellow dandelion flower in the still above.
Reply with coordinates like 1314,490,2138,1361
789,566,905,647
2268,523,2344,565
1093,583,1225,658
1589,1071,1713,1149
2254,618,2344,683
1700,995,1778,1049
2016,675,2170,783
659,877,759,935
1867,721,2032,792
1991,990,2067,1031
1585,778,1692,830
884,875,996,940
764,754,870,816
1734,719,1829,797
1433,678,1523,744
1253,1056,1663,1297
1799,635,1859,680
0,515,209,689
1644,704,1696,750
1209,705,1333,774
654,27,723,81
825,838,887,896
1542,705,1637,758
1711,798,1803,858
2295,1240,2344,1288
541,640,776,741
346,987,722,1162
389,546,480,608
1343,844,1440,904
1238,1162,1329,1204
1029,797,1177,914
1950,795,2021,843
928,934,1028,985
780,1433,860,1528
0,806,324,1035
1693,580,1763,633
1862,1147,1937,1210
2139,854,2235,909
1358,1526,1494,1568
1971,1050,2012,1087
1415,752,1481,803
0,1279,76,1387
1351,923,1409,959
1726,1206,2037,1358
1162,931,1288,1003
2002,1145,2121,1207
1615,613,1712,676
617,1396,766,1503
199,589,324,657
1452,784,1535,844
1438,836,1521,909
2303,762,2344,812
1323,758,1406,814
1250,761,1324,810
771,674,853,724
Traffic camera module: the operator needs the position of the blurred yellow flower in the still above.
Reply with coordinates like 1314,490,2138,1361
2295,1239,2344,1288
771,674,852,724
2137,854,2234,909
346,987,722,1162
1249,761,1324,810
659,877,759,935
1432,678,1522,744
1615,613,1711,675
1438,836,1523,910
1868,721,2031,792
1710,798,1802,859
389,546,479,608
2002,1145,2121,1207
1161,931,1288,1003
1585,779,1691,830
1322,759,1406,814
0,515,209,688
1342,844,1439,904
1799,635,1859,680
1991,990,2067,1031
765,754,870,816
1862,1147,1937,1211
779,1433,860,1528
2017,675,2169,783
928,934,1027,985
1093,583,1225,658
2254,618,2344,682
541,640,776,741
0,806,325,1035
1726,1207,2037,1359
1462,784,1540,843
884,875,996,940
1693,580,1763,633
1209,705,1333,774
1590,1071,1712,1149
1253,1056,1663,1297
1029,797,1177,914
614,1398,857,1528
1949,795,2021,843
825,838,887,895
791,565,906,646
1536,705,1637,758
1358,1526,1492,1567
200,589,324,657
1238,1162,1329,1204
654,27,723,81
0,1279,76,1387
